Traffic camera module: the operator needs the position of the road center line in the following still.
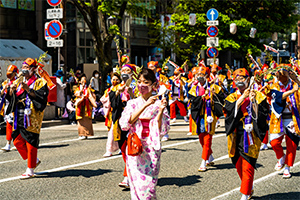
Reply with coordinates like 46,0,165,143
210,161,300,200
0,133,226,183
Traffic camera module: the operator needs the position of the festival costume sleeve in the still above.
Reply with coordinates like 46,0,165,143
252,96,269,141
269,89,286,118
119,99,135,131
109,90,127,141
190,96,204,122
29,80,49,112
5,88,16,115
212,84,226,118
224,93,242,136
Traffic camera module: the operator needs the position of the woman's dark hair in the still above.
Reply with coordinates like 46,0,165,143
92,70,100,77
79,73,86,81
112,72,121,82
138,68,157,84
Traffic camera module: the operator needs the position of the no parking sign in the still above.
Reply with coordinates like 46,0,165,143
47,0,62,7
47,20,63,38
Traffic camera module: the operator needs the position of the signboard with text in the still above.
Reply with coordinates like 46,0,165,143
47,39,63,47
47,8,63,19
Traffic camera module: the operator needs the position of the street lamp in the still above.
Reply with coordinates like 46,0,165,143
269,41,287,64
282,41,288,50
269,41,275,47
107,16,117,27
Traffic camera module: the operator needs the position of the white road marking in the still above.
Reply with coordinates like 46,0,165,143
0,133,226,183
210,161,300,200
0,159,18,165
39,135,104,146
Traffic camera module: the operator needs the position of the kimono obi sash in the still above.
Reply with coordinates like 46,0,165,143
140,119,150,137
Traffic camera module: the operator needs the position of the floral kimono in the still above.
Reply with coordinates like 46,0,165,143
119,96,170,200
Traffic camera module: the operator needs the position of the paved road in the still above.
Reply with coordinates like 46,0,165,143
0,120,299,200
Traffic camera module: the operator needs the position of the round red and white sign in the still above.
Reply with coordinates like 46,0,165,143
47,0,62,7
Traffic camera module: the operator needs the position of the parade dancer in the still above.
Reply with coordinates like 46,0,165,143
101,73,122,157
189,66,225,172
252,69,270,150
186,67,200,136
147,61,169,84
148,61,171,141
1,65,19,152
267,66,300,178
224,68,269,200
169,67,188,124
6,58,49,179
119,68,170,199
112,64,138,188
74,74,97,140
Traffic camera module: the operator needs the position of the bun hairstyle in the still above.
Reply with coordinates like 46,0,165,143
112,72,121,82
138,68,157,84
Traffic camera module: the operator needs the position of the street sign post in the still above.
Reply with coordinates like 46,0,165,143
47,20,63,38
206,8,220,65
206,8,219,21
207,26,219,37
206,37,219,47
206,47,219,58
47,8,63,19
47,39,63,47
47,0,62,7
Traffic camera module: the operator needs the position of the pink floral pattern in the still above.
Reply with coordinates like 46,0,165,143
119,96,170,200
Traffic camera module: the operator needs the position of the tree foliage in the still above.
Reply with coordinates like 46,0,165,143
68,0,149,92
149,0,299,64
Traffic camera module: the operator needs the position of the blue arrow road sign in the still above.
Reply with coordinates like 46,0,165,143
206,8,219,21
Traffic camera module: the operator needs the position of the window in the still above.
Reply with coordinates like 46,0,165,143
131,0,156,25
76,11,95,64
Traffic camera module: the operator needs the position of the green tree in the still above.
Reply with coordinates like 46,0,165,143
149,0,299,66
68,0,149,92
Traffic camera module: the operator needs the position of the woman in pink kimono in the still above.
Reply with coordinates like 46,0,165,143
120,68,170,200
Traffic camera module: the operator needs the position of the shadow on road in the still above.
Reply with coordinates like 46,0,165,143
291,171,300,177
208,163,235,170
86,136,107,140
165,137,197,142
252,192,300,199
162,148,189,152
39,144,69,149
35,168,112,178
215,131,226,134
157,175,201,187
207,163,264,171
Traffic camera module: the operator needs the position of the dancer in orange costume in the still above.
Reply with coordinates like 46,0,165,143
1,65,19,152
265,66,300,178
189,66,226,172
6,58,49,179
224,68,269,200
